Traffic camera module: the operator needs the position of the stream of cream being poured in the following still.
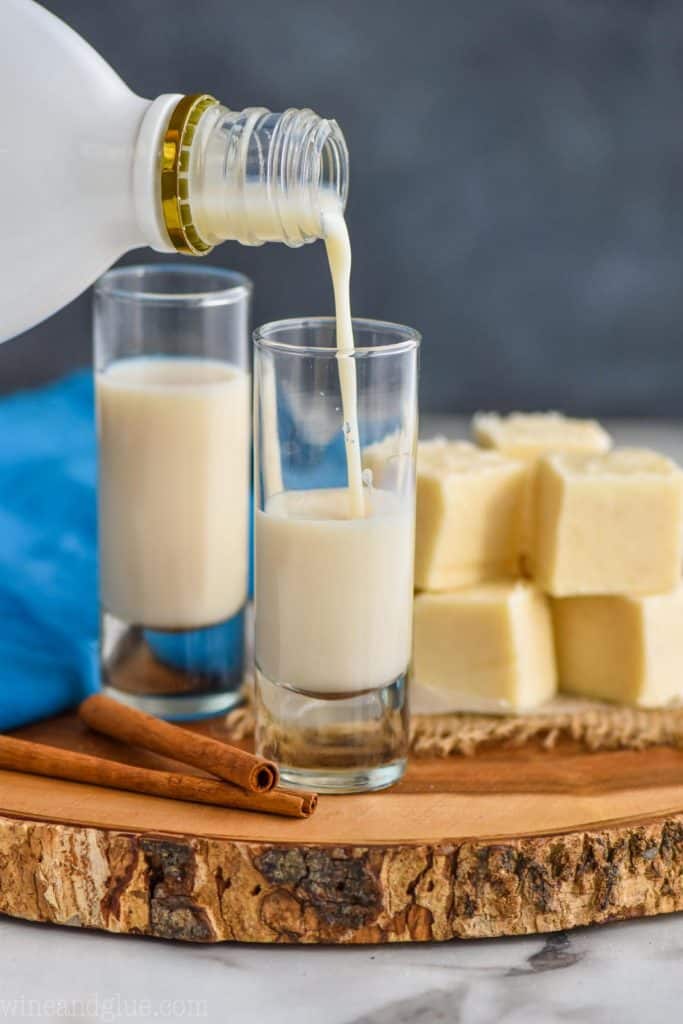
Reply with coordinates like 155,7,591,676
322,206,365,518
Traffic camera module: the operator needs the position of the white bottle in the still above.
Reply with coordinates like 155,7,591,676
1,0,348,342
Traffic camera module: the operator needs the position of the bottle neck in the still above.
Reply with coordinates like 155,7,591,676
153,94,349,256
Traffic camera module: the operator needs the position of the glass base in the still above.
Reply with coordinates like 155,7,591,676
101,607,246,721
276,759,407,795
100,685,242,721
254,669,409,794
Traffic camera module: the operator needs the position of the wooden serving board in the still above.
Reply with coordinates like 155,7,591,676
2,713,683,944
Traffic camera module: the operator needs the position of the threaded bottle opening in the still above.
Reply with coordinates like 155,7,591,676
190,104,349,248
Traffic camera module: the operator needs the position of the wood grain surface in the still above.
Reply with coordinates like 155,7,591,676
2,713,683,943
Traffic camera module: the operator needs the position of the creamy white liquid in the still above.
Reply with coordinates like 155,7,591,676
255,488,414,693
195,182,326,247
97,357,250,630
323,208,365,517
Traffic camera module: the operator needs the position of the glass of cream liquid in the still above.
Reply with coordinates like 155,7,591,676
94,265,252,719
253,318,419,792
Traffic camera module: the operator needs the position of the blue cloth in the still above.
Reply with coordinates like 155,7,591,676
0,371,100,729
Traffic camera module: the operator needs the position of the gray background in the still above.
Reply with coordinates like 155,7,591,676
4,0,683,415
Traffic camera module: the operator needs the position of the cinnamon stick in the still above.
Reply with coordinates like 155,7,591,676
79,693,278,793
0,735,316,818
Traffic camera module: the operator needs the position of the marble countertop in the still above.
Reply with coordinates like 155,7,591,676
1,912,682,1023
4,415,683,1022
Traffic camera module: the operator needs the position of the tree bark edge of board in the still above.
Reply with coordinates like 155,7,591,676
0,813,681,943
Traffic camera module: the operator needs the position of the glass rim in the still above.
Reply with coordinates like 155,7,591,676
253,317,421,357
95,263,253,307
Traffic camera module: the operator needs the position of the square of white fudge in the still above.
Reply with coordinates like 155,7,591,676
412,582,557,714
553,586,683,707
534,448,683,597
472,411,612,461
472,412,612,571
414,440,526,590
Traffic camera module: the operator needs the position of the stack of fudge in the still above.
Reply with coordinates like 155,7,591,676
409,413,683,713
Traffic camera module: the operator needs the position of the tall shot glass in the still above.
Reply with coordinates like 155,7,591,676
253,317,419,792
94,264,252,719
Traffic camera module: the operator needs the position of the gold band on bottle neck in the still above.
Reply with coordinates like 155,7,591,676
160,93,218,256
